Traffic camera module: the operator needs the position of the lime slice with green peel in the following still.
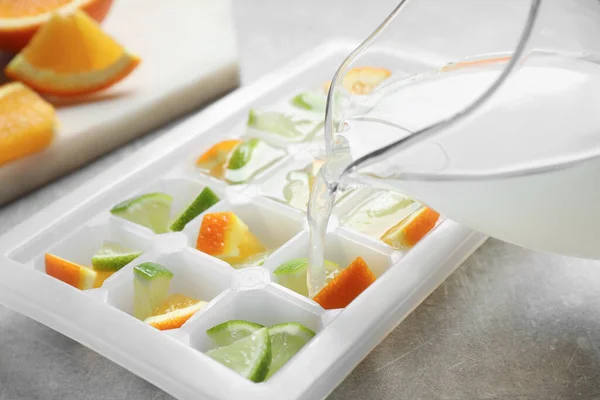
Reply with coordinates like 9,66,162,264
247,109,313,138
266,322,315,379
133,262,173,320
206,327,271,382
91,242,142,271
291,92,326,111
206,320,264,347
169,187,220,232
227,138,260,170
110,193,172,234
274,258,339,297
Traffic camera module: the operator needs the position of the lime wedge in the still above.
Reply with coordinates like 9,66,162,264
169,187,220,232
273,258,339,296
91,242,142,271
247,109,312,138
266,322,315,379
206,320,264,347
133,262,173,320
227,138,260,170
291,92,326,111
110,193,172,234
206,327,271,382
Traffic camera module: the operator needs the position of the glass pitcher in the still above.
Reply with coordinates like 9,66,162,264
315,0,600,260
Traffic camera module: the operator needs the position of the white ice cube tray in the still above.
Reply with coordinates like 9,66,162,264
0,40,487,400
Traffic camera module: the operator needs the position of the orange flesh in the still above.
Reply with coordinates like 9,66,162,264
0,0,74,17
0,82,55,166
313,257,376,310
197,212,232,255
4,10,139,96
0,0,114,53
93,270,113,288
152,294,199,316
148,312,193,330
322,66,392,95
196,140,241,178
18,10,122,73
145,294,205,330
196,140,241,164
344,67,392,95
402,207,440,247
382,207,440,248
221,232,267,265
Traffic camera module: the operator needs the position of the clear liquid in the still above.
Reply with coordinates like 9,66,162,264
307,52,600,293
306,137,352,296
306,171,335,297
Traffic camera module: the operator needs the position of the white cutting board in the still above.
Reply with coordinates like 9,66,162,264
0,0,239,205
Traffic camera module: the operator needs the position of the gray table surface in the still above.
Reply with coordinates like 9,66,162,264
2,1,600,399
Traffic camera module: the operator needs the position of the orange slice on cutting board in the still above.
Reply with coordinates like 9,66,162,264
0,82,55,166
0,0,113,52
5,9,140,97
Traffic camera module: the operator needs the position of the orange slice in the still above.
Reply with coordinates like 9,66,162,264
0,0,113,52
381,207,440,249
197,212,249,258
323,66,392,95
45,253,97,290
313,257,376,310
0,82,55,166
195,140,241,178
94,270,114,288
144,294,207,330
196,212,266,264
221,231,267,266
5,9,140,97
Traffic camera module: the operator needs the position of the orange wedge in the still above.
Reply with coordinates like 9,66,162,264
45,253,97,290
196,140,241,178
144,294,207,330
0,0,113,52
196,212,266,264
222,232,267,266
5,9,140,97
323,66,392,95
197,212,249,258
94,270,114,288
313,257,376,310
381,207,440,249
0,82,55,166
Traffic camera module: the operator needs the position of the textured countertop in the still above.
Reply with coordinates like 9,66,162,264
2,1,600,399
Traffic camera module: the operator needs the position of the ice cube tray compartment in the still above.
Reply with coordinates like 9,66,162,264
0,40,487,400
105,249,233,318
263,230,393,280
182,197,305,257
187,283,324,352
